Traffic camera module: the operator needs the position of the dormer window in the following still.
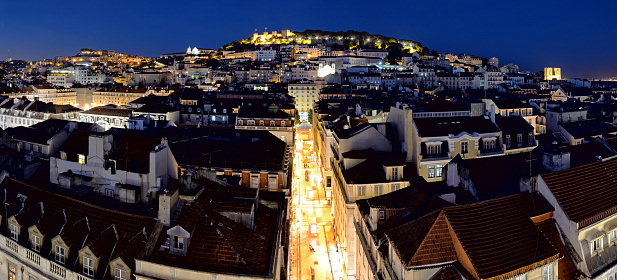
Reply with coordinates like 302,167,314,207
10,224,18,240
259,120,265,126
392,167,399,181
590,237,602,254
514,273,527,280
78,154,86,164
114,268,127,280
83,256,94,277
31,234,40,252
174,236,184,250
55,245,65,264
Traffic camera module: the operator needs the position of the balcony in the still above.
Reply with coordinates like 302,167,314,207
0,234,92,280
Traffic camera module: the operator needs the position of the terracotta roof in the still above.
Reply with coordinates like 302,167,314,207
81,106,133,117
536,219,581,280
86,224,118,258
0,178,157,275
387,193,559,279
541,158,617,228
443,193,558,279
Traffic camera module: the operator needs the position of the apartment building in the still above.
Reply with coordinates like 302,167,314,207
289,80,320,114
539,158,617,280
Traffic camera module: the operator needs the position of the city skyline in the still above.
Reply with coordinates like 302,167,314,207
1,0,616,79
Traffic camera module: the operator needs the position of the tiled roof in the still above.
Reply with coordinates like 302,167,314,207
387,193,559,279
541,158,617,228
6,126,56,145
414,116,500,138
443,193,557,279
537,219,581,280
0,178,157,276
493,99,532,109
81,106,133,117
145,199,280,276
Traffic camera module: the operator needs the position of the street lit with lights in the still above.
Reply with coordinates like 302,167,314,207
289,124,345,280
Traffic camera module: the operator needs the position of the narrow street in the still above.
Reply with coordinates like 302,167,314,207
289,124,345,280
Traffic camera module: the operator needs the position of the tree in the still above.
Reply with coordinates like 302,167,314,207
294,113,300,125
308,109,313,125
206,59,220,68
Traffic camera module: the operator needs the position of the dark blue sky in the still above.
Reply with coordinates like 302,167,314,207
1,0,616,78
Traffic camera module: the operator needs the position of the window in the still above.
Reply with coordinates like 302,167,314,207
611,230,617,243
78,154,86,164
392,167,399,180
517,134,523,147
55,245,65,264
528,133,534,146
31,234,40,252
114,268,127,280
281,121,286,127
375,185,383,196
427,144,441,155
174,236,184,250
428,165,435,178
379,210,385,220
270,120,276,126
392,184,400,192
358,185,366,196
506,135,511,148
483,139,495,151
461,141,468,154
591,238,602,254
259,120,264,126
9,264,16,280
543,264,554,280
188,108,192,113
83,256,94,277
10,224,18,240
247,120,255,126
436,164,443,177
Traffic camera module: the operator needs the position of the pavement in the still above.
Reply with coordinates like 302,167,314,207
289,125,345,280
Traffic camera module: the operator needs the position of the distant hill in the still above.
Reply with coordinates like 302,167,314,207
220,29,427,64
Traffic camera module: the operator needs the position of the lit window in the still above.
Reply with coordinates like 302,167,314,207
83,256,94,276
31,234,40,252
114,268,127,280
259,120,265,126
55,245,65,264
174,236,184,250
392,167,399,180
10,224,18,240
78,154,86,164
392,184,400,192
506,135,511,148
428,165,436,178
436,164,443,177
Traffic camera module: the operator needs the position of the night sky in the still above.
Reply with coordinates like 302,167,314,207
1,0,616,78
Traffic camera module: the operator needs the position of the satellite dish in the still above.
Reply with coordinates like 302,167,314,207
103,142,112,152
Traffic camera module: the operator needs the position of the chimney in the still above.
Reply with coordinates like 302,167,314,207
490,104,495,123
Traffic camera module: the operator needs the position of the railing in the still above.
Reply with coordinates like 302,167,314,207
235,125,293,131
76,273,93,280
26,249,41,265
6,238,18,253
50,262,67,279
0,234,88,280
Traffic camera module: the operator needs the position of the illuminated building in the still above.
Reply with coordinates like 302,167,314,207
544,67,562,80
